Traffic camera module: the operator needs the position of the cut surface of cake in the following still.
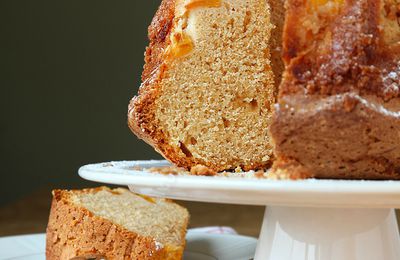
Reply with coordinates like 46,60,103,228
128,0,284,172
270,0,400,179
46,187,189,260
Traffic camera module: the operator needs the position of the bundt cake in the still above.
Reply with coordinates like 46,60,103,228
129,0,400,179
46,187,189,259
128,0,284,172
269,0,400,179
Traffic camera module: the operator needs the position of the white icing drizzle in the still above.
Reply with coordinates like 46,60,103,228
279,92,400,118
382,61,400,98
155,241,164,250
352,94,400,118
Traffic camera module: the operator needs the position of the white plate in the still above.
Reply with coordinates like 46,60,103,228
0,232,257,260
79,160,400,208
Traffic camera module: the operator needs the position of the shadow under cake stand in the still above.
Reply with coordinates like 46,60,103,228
79,160,400,260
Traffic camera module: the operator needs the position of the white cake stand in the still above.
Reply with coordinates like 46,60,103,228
79,160,400,260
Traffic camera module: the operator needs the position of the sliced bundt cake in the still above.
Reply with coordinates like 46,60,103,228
128,0,284,172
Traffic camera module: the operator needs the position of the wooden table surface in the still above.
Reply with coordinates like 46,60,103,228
0,187,265,238
2,187,400,239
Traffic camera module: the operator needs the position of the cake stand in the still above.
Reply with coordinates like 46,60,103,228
79,160,400,260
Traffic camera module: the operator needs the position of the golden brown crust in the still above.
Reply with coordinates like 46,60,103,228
143,0,176,83
46,188,184,260
128,0,204,170
270,0,400,180
128,0,175,153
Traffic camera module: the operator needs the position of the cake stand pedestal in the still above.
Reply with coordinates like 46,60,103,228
79,160,400,260
255,207,399,260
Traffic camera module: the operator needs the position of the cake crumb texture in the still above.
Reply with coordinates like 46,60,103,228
128,0,284,172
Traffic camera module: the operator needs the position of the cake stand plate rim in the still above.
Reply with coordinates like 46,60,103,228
78,160,400,208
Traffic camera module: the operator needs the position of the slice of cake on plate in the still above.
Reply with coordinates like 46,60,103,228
46,187,189,259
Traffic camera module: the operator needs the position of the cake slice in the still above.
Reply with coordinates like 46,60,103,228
128,0,284,172
46,187,189,260
270,0,400,179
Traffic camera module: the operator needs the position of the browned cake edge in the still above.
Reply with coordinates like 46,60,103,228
127,0,179,162
127,0,211,170
46,187,186,260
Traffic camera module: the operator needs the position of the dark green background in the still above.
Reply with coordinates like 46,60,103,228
1,1,164,205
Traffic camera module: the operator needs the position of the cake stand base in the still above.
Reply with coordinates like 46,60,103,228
255,207,400,260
